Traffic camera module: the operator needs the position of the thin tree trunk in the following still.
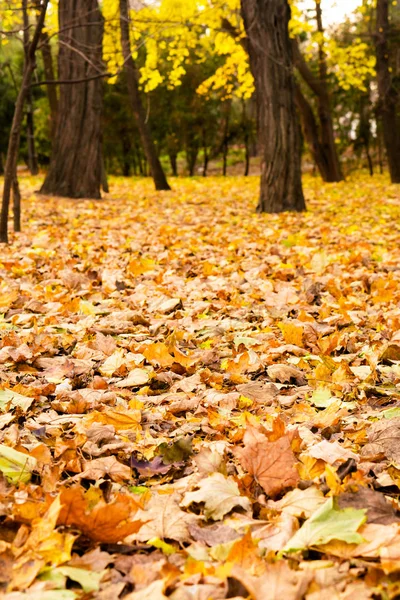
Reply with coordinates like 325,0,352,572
101,151,109,193
222,102,231,176
26,90,39,174
377,120,384,174
122,135,131,176
40,0,104,199
244,131,250,176
0,0,48,244
376,0,400,182
13,177,21,233
119,0,170,191
40,29,59,142
186,145,198,176
241,0,306,213
314,1,343,182
294,83,329,180
23,4,39,175
169,152,178,176
202,127,209,177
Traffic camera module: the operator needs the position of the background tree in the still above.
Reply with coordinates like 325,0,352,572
376,0,400,183
241,0,305,212
0,0,48,244
40,0,105,199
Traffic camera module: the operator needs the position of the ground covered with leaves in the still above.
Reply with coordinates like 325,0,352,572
1,173,400,599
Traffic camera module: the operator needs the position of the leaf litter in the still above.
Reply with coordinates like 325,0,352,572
0,173,400,597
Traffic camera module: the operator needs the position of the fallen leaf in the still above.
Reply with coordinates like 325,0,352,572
58,485,144,543
236,426,299,497
77,456,132,483
181,473,251,520
283,497,367,553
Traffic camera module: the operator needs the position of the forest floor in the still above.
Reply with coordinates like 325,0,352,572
1,173,400,599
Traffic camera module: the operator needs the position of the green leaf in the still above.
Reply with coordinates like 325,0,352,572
58,566,106,593
0,389,34,413
310,388,335,408
383,407,400,419
282,497,366,553
0,444,37,484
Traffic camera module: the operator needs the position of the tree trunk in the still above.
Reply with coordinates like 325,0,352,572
122,135,131,176
119,0,170,191
376,0,400,182
314,1,343,182
244,131,250,176
186,145,198,177
202,127,209,177
23,4,39,175
0,0,49,244
40,29,59,142
40,0,104,199
13,178,21,233
169,152,178,176
26,89,39,174
294,83,330,181
241,0,305,213
291,4,344,183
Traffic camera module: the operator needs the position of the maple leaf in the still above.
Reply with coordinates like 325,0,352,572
77,456,132,482
133,491,198,543
181,472,251,520
235,426,299,497
58,485,144,543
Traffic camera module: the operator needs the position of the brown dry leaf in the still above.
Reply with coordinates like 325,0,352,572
232,562,313,600
236,381,279,404
58,485,144,543
236,425,299,497
338,488,400,525
267,364,307,385
133,491,198,543
77,456,132,483
361,417,400,464
86,407,141,430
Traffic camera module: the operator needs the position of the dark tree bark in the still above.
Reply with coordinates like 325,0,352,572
376,0,400,182
40,0,104,199
0,0,49,244
241,0,306,213
119,0,170,191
